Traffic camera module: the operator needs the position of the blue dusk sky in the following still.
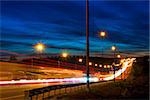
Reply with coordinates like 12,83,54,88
0,0,149,57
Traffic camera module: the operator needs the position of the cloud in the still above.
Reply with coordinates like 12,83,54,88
0,1,149,57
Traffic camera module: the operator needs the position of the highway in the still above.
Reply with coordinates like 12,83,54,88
0,61,84,100
0,77,98,100
0,58,136,100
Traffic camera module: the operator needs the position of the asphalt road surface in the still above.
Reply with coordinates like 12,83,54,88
0,82,65,100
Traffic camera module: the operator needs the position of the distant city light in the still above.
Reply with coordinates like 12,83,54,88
95,64,98,66
117,54,121,58
107,65,110,68
99,64,102,67
79,58,83,62
89,62,92,66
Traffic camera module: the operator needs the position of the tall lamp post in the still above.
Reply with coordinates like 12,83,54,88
117,54,122,80
99,31,106,57
86,0,90,91
34,42,45,79
34,42,45,59
58,52,69,67
111,46,116,82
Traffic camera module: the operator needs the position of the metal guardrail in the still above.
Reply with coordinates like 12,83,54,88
24,83,87,100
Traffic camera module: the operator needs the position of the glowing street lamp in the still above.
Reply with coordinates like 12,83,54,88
104,65,106,68
107,65,110,68
99,31,106,57
117,54,121,58
95,64,98,67
79,58,83,62
99,31,106,37
111,46,116,51
99,64,102,67
33,42,45,71
62,52,68,58
111,45,117,82
89,62,92,66
34,43,45,53
117,54,122,79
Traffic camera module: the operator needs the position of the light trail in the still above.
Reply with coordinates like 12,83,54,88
103,58,136,80
0,58,135,85
0,77,98,85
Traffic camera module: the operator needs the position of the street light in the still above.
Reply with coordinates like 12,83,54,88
99,31,106,58
117,54,121,58
89,62,92,66
79,58,83,63
111,46,116,51
99,31,106,37
62,52,68,58
107,65,110,68
34,42,45,60
34,43,45,53
33,42,45,79
104,65,106,68
111,45,116,82
95,64,98,67
117,54,122,79
99,64,102,67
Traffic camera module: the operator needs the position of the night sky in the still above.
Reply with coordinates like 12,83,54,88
0,1,149,57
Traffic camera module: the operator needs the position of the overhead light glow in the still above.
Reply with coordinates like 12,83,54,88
34,43,45,52
95,64,98,66
89,62,92,66
99,64,102,67
99,31,106,37
79,58,83,62
117,54,121,58
62,52,68,58
111,46,116,51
